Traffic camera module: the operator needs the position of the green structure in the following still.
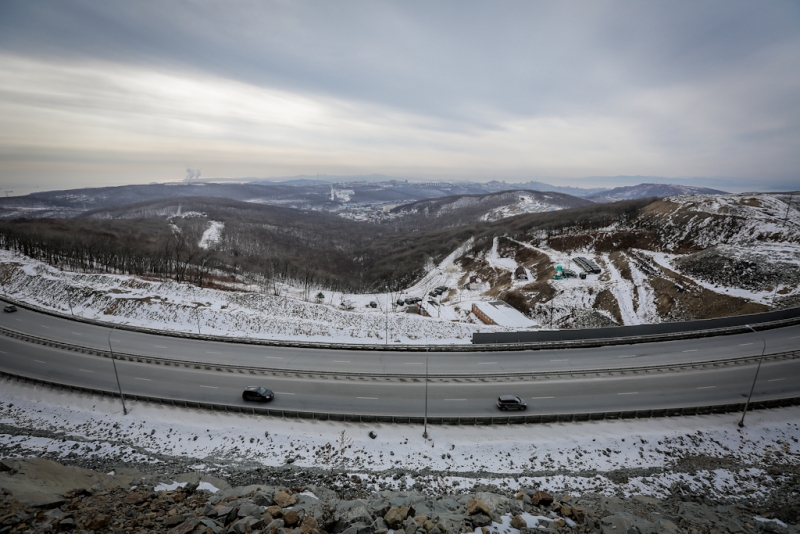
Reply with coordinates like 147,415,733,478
553,265,563,280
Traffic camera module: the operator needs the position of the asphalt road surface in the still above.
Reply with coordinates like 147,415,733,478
1,303,799,417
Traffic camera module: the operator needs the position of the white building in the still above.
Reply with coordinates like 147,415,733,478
472,301,537,328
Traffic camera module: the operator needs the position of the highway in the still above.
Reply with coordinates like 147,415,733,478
1,302,799,417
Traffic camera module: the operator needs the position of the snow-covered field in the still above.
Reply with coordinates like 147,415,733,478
1,378,798,499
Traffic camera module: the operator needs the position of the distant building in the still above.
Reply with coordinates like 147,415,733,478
418,301,458,321
472,301,537,328
468,275,483,290
514,266,528,280
573,256,602,274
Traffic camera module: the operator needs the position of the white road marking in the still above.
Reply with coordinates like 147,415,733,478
530,396,555,399
79,369,93,373
111,339,121,342
200,385,218,389
154,345,168,348
682,349,697,353
34,360,45,363
15,318,22,321
477,362,497,365
550,359,568,362
769,378,785,382
618,392,638,395
206,351,221,354
790,335,800,339
134,377,151,381
618,355,637,358
71,332,82,336
357,397,378,400
0,350,6,354
265,357,283,360
40,325,49,329
697,386,716,389
739,343,753,346
404,362,424,365
333,360,351,363
274,392,296,395
444,398,467,401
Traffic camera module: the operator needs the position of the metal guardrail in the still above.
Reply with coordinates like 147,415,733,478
3,295,800,353
2,369,798,425
2,324,798,380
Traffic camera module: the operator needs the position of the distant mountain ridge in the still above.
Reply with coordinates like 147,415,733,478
587,184,726,203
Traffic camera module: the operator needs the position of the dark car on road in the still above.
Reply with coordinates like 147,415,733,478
3,305,17,313
497,395,526,411
242,386,274,402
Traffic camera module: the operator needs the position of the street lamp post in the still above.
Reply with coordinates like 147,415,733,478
423,356,429,439
739,325,766,428
108,325,128,415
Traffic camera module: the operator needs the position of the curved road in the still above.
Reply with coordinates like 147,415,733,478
1,302,799,417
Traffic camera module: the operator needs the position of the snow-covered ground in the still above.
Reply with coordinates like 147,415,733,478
1,379,798,500
198,220,225,249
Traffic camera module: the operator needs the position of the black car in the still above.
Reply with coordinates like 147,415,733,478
242,386,274,402
497,395,526,411
3,305,17,313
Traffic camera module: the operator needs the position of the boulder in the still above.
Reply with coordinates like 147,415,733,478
85,512,112,530
301,515,321,534
284,510,301,527
265,518,285,534
335,500,373,532
253,491,275,507
385,506,413,529
239,502,265,518
275,489,298,508
164,513,187,527
532,491,554,507
268,505,285,518
467,499,492,518
470,513,493,528
166,518,200,534
511,515,528,529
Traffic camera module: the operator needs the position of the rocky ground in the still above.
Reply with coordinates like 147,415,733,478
0,455,797,534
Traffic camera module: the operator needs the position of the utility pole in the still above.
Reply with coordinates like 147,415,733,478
739,325,766,428
783,193,794,227
108,325,128,415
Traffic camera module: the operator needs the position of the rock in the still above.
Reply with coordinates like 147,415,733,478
13,492,65,509
655,519,681,534
335,500,373,532
385,506,413,529
275,489,298,508
572,506,588,523
284,509,301,527
265,518,285,533
200,518,222,534
511,515,528,529
253,491,275,507
301,515,321,534
554,518,566,528
123,490,152,505
268,505,285,518
467,498,492,518
165,513,187,527
471,513,493,528
532,491,554,507
423,518,437,531
369,431,378,439
414,514,429,527
602,514,634,534
85,512,112,530
167,518,201,534
239,502,265,518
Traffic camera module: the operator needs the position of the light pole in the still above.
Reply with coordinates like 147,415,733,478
739,325,766,428
108,325,128,415
423,356,429,439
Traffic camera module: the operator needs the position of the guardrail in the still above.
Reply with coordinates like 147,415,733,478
2,324,798,380
2,369,798,425
3,295,800,353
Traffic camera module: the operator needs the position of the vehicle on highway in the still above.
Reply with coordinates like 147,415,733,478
3,305,17,313
497,395,527,411
242,386,274,402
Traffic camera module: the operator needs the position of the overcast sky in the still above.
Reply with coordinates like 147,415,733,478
1,1,799,195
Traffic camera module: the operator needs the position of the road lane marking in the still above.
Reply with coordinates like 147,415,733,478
206,351,221,354
444,398,467,401
15,319,22,321
34,360,45,363
275,392,296,395
550,359,568,362
111,339,121,342
200,385,218,389
618,355,637,358
265,357,283,360
530,396,555,399
134,377,151,381
769,378,785,382
682,349,697,353
357,397,378,400
40,325,49,328
618,392,638,395
154,345,168,348
79,369,93,373
404,362,424,365
333,360,351,363
71,332,82,336
739,343,753,346
477,362,497,365
0,350,6,354
790,335,800,339
697,386,716,389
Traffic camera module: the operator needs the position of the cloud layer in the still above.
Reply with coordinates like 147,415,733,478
1,1,799,192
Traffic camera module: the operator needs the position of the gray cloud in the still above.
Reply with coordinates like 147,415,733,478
0,0,798,192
